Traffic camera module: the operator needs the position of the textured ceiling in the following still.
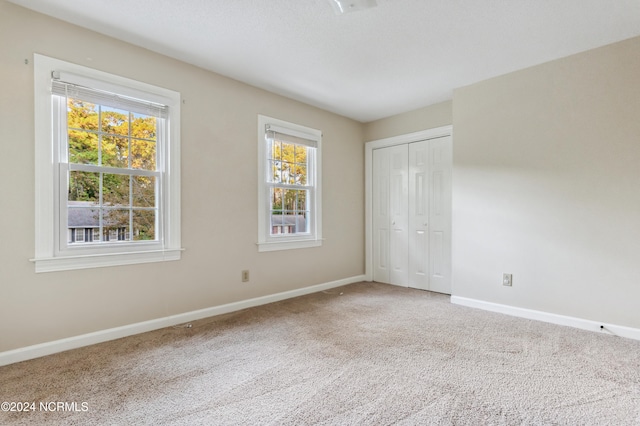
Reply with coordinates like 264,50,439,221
9,0,640,122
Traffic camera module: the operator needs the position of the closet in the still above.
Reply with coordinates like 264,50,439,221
371,135,452,294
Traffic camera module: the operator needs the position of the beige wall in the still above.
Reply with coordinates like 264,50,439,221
452,36,640,328
0,1,364,352
363,101,452,142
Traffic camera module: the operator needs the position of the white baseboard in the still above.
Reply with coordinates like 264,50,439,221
0,275,365,367
451,296,640,342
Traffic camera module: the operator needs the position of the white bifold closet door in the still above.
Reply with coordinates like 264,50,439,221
372,136,452,294
373,145,409,286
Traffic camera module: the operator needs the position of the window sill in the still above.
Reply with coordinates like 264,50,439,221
257,239,322,252
30,248,184,273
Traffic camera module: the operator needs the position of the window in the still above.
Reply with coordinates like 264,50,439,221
74,229,85,243
257,115,322,251
33,55,182,272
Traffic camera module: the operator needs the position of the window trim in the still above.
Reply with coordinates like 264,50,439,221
257,115,322,252
32,54,182,272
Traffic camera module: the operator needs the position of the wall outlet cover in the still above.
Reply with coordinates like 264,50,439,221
503,273,512,286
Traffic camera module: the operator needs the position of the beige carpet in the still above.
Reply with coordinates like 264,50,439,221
1,282,639,425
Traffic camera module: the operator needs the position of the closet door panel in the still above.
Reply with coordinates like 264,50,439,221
372,148,390,284
428,136,452,294
388,145,409,286
408,141,429,290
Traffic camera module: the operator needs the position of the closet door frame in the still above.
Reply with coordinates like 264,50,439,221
364,125,453,283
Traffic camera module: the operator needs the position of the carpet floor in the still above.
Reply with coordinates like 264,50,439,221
1,282,639,425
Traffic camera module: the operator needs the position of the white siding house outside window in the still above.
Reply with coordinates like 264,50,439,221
257,115,322,251
32,55,182,272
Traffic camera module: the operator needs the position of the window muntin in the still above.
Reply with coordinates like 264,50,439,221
258,116,322,251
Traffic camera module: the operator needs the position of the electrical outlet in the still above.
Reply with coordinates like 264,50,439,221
503,273,512,287
242,270,250,282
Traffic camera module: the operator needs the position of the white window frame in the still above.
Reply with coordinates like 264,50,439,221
257,115,322,252
32,54,182,272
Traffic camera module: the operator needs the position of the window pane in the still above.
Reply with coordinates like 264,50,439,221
289,164,298,185
294,145,307,165
68,204,99,243
131,115,156,140
296,189,308,211
104,209,129,241
133,210,155,241
68,130,99,165
269,160,282,183
282,211,308,234
270,187,283,211
270,211,283,235
294,164,307,185
269,139,282,183
101,106,129,136
298,211,309,233
283,212,295,234
283,189,299,211
103,173,130,206
102,136,129,168
281,143,296,184
131,138,156,170
68,99,98,131
281,142,295,163
69,171,99,202
132,176,155,207
281,161,294,184
270,140,281,161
